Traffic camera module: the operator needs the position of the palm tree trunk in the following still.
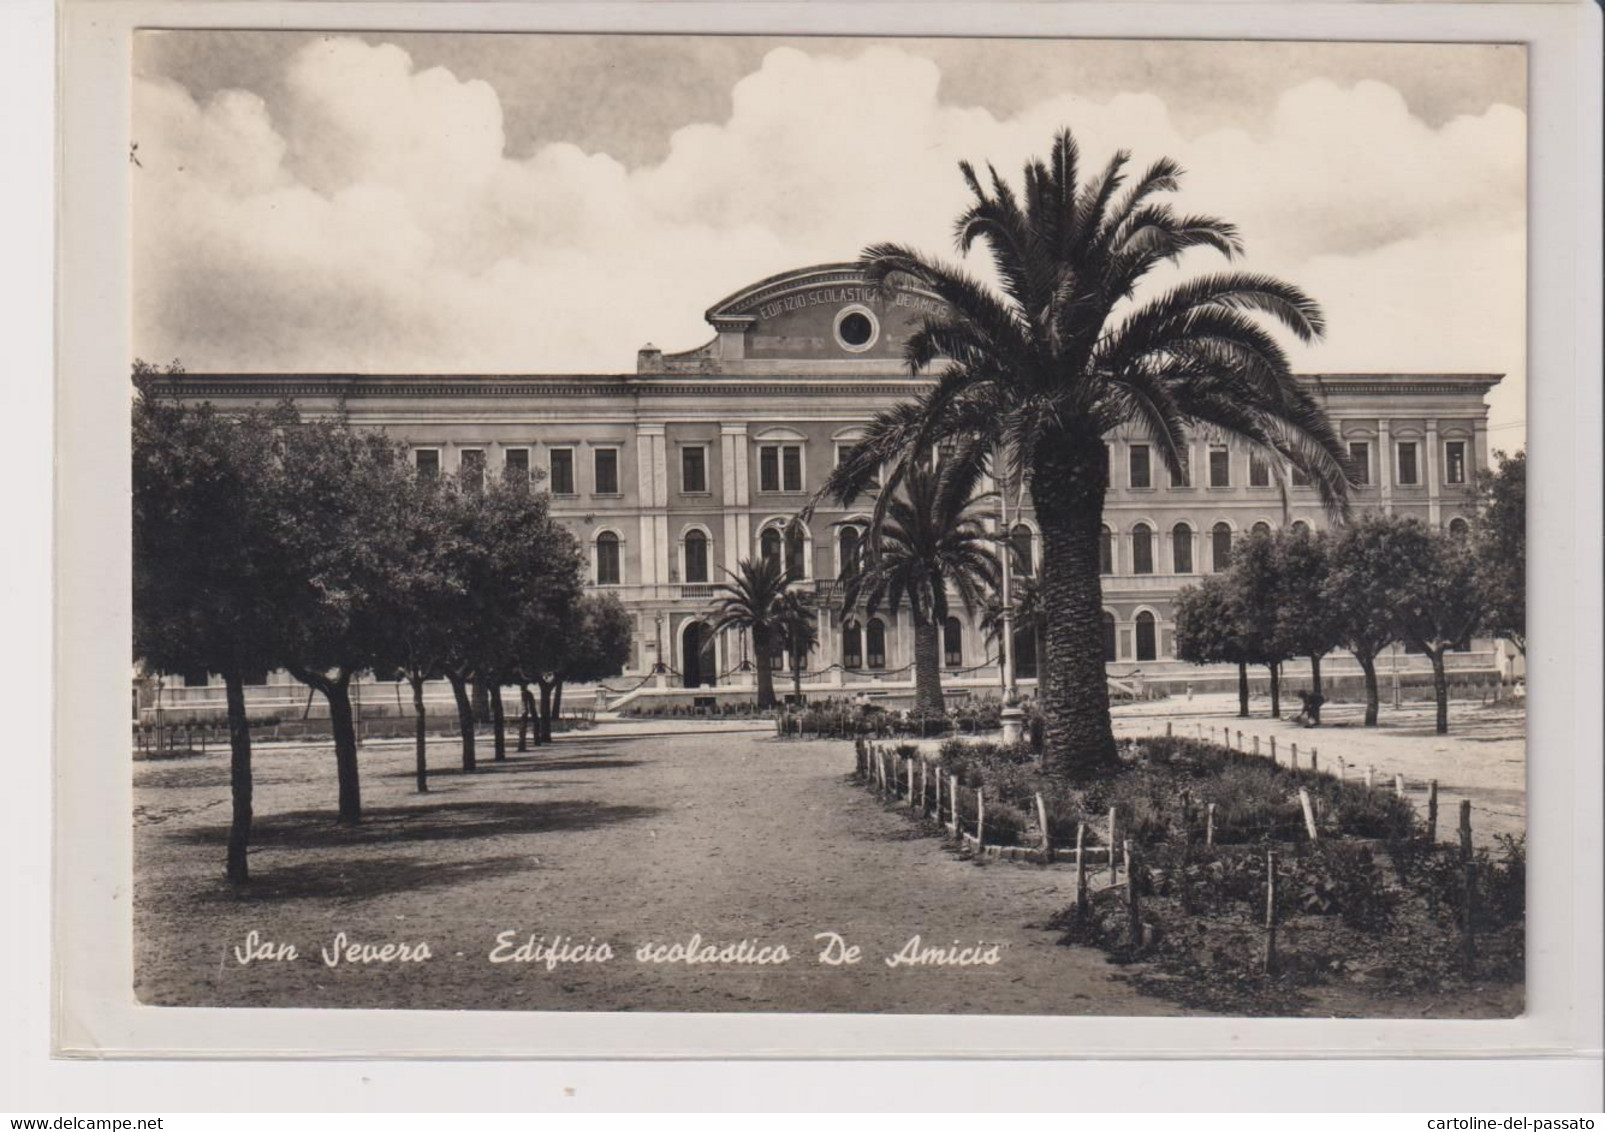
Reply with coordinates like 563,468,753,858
1358,652,1380,726
912,618,944,715
753,629,776,710
222,668,253,884
1032,453,1119,775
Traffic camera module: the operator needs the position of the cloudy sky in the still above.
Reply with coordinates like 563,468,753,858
133,33,1527,446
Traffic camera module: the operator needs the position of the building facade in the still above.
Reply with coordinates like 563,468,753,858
150,262,1503,711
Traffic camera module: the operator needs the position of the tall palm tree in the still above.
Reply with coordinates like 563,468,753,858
707,555,802,710
824,127,1351,775
839,459,999,715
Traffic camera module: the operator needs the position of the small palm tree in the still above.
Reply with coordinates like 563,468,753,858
707,555,802,710
840,459,999,715
778,588,819,705
825,127,1351,774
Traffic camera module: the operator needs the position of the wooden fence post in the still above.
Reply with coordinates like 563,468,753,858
949,774,960,838
1298,789,1319,841
1124,840,1142,945
1291,742,1300,771
1395,773,1406,799
975,787,986,849
1427,780,1439,842
1206,802,1217,847
1236,730,1243,751
1074,823,1088,916
1034,793,1052,862
1337,756,1347,779
1263,849,1279,974
1459,800,1476,976
1166,721,1173,738
1253,735,1261,757
907,758,917,809
1270,736,1277,765
1107,807,1119,885
1365,765,1375,789
1310,748,1318,773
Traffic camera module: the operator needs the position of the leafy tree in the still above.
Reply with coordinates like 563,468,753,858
1172,575,1255,717
824,127,1350,775
535,594,633,738
1274,527,1342,724
707,556,801,710
1324,514,1412,726
1472,449,1525,655
1388,521,1484,734
1227,528,1296,718
270,412,417,823
839,461,999,714
133,381,288,883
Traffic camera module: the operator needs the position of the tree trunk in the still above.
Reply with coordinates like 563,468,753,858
1031,447,1119,775
912,618,944,716
1429,648,1450,734
409,673,428,793
1268,662,1282,718
446,670,476,772
521,684,541,748
222,669,253,885
471,679,491,724
1358,652,1380,727
289,665,361,823
1237,663,1249,718
1308,653,1324,725
753,629,776,710
552,681,564,730
489,681,507,762
538,678,554,743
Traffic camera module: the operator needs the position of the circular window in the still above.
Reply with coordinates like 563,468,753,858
833,305,879,353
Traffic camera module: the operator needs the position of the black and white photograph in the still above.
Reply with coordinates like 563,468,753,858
121,29,1535,1023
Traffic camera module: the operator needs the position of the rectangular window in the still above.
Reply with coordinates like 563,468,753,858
593,447,620,495
760,444,802,492
549,448,575,495
1249,453,1270,488
681,446,707,493
1128,444,1151,489
1208,445,1231,488
1348,442,1370,486
1445,440,1467,485
414,448,440,480
503,448,530,485
1397,441,1419,486
459,448,485,493
1170,448,1191,488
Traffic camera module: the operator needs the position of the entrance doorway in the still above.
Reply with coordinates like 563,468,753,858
682,621,716,688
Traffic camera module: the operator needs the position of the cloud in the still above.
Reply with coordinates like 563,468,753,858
133,37,1525,437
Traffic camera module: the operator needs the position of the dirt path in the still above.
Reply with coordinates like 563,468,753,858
135,725,1177,1014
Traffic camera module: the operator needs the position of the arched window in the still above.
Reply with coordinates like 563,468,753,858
760,527,782,569
1448,517,1470,539
596,532,621,585
1252,521,1273,537
1099,525,1114,575
1291,520,1311,537
1101,611,1116,663
1212,523,1233,573
1011,524,1034,576
842,619,863,669
839,526,861,580
1135,611,1157,662
683,529,709,584
1132,523,1154,575
866,619,888,670
785,527,806,579
943,617,963,668
1173,523,1194,574
1015,627,1038,679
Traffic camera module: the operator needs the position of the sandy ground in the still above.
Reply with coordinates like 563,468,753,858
134,724,1181,1014
1109,694,1526,849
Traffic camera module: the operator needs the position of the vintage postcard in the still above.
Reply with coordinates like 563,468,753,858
56,3,1602,1063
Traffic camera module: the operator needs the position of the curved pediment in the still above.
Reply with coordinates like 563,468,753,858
639,262,952,375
